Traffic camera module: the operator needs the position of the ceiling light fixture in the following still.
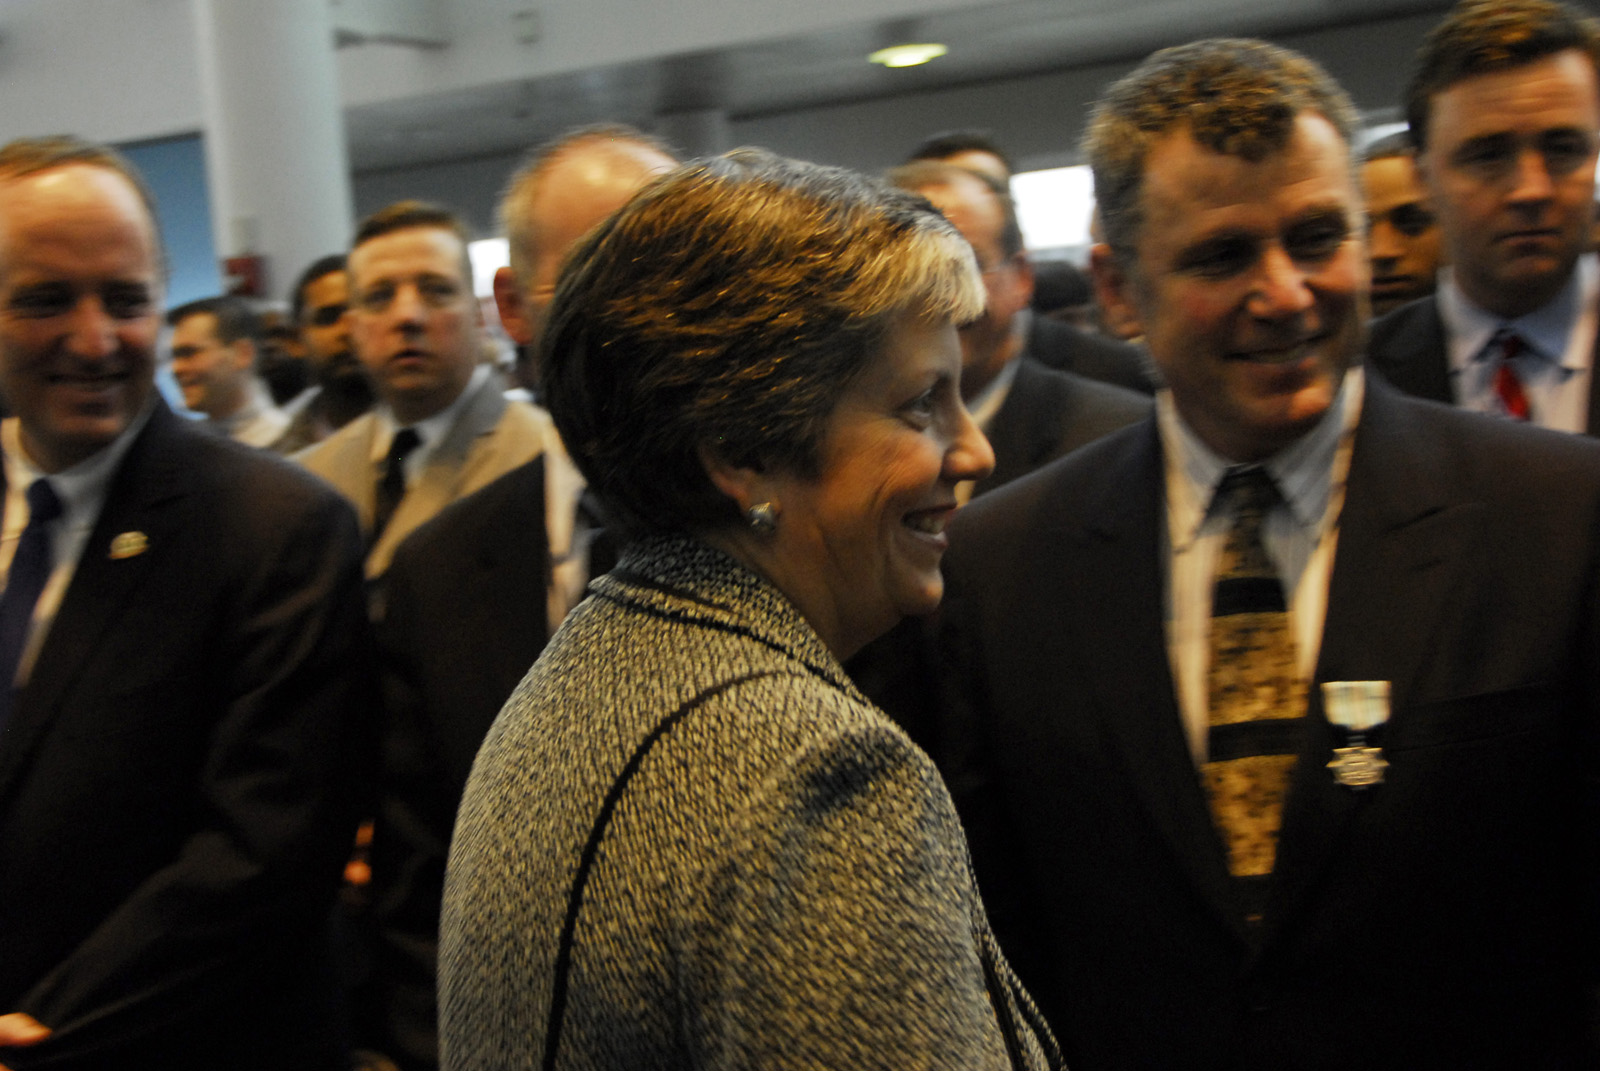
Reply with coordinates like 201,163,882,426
868,43,948,68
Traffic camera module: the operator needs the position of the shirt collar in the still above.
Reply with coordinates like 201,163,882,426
369,363,489,466
1159,366,1362,550
2,397,154,526
966,353,1022,432
1439,253,1596,369
212,378,273,438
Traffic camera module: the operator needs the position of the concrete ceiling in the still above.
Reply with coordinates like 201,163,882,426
343,0,1459,173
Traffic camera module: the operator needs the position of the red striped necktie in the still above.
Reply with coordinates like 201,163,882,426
1491,330,1530,422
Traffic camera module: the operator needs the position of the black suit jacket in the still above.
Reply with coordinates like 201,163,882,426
978,358,1150,496
367,457,553,1069
1367,293,1600,434
851,358,1149,742
930,378,1600,1070
0,403,372,1069
1026,315,1155,395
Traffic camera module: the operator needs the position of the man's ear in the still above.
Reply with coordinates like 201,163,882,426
1089,242,1145,341
232,338,257,373
493,266,532,346
1007,252,1036,317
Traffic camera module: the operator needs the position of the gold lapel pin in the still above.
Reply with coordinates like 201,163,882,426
109,531,149,560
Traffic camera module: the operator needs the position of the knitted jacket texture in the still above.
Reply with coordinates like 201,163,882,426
440,536,1058,1070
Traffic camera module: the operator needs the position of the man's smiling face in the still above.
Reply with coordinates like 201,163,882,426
0,163,161,473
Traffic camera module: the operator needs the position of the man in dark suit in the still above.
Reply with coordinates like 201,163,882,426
362,125,675,1071
886,161,1149,494
296,201,555,584
926,39,1600,1069
1368,0,1600,434
1026,313,1155,394
0,138,370,1068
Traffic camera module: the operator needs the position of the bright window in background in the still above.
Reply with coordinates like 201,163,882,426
469,237,509,298
1360,121,1408,148
1011,165,1096,253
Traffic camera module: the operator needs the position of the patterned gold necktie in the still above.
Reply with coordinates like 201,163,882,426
1202,467,1307,910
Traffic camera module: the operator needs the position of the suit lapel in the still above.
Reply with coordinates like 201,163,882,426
1058,422,1246,936
0,407,188,798
369,373,509,576
1368,298,1453,404
1270,379,1481,928
977,361,1049,494
1586,327,1600,436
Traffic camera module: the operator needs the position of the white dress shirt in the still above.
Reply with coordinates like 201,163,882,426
1160,368,1362,764
1,404,152,684
1438,253,1598,433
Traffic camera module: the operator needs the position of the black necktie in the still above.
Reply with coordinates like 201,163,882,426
0,479,62,730
371,427,421,545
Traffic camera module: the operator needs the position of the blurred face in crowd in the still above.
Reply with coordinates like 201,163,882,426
495,140,675,360
722,313,994,660
1419,49,1600,319
349,225,480,425
1362,153,1442,316
170,311,252,419
914,171,1034,400
297,269,363,387
0,164,160,472
940,149,1011,187
1095,113,1366,463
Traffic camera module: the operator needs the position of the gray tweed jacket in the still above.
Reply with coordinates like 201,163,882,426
439,537,1058,1070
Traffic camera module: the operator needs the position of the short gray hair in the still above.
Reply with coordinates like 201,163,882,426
542,149,984,540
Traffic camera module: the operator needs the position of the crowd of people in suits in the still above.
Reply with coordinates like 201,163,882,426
0,0,1596,1067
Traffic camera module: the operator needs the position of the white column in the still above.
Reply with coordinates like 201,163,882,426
656,109,733,158
191,0,354,300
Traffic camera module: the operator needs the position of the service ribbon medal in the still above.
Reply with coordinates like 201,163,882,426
1322,680,1391,789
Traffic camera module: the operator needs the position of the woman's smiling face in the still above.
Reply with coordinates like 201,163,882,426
753,312,994,658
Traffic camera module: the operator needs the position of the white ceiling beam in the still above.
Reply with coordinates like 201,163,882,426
330,0,448,49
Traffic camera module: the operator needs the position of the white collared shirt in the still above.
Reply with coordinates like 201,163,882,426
369,365,588,633
367,364,492,484
1438,254,1598,432
1160,368,1363,765
965,352,1022,433
0,403,153,685
211,378,290,449
954,354,1023,506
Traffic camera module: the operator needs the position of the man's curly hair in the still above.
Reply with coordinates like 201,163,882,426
1082,38,1358,265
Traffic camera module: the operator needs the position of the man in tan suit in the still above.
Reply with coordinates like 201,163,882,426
297,201,553,582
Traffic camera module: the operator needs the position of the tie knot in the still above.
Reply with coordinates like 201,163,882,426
1216,466,1281,517
1493,329,1526,362
25,479,61,525
387,427,422,466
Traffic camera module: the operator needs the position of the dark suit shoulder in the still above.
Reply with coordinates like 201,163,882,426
1024,360,1152,437
1366,376,1600,487
1367,295,1440,350
957,415,1158,555
1364,297,1451,403
128,406,358,536
978,360,1150,495
1027,316,1155,394
387,456,547,574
